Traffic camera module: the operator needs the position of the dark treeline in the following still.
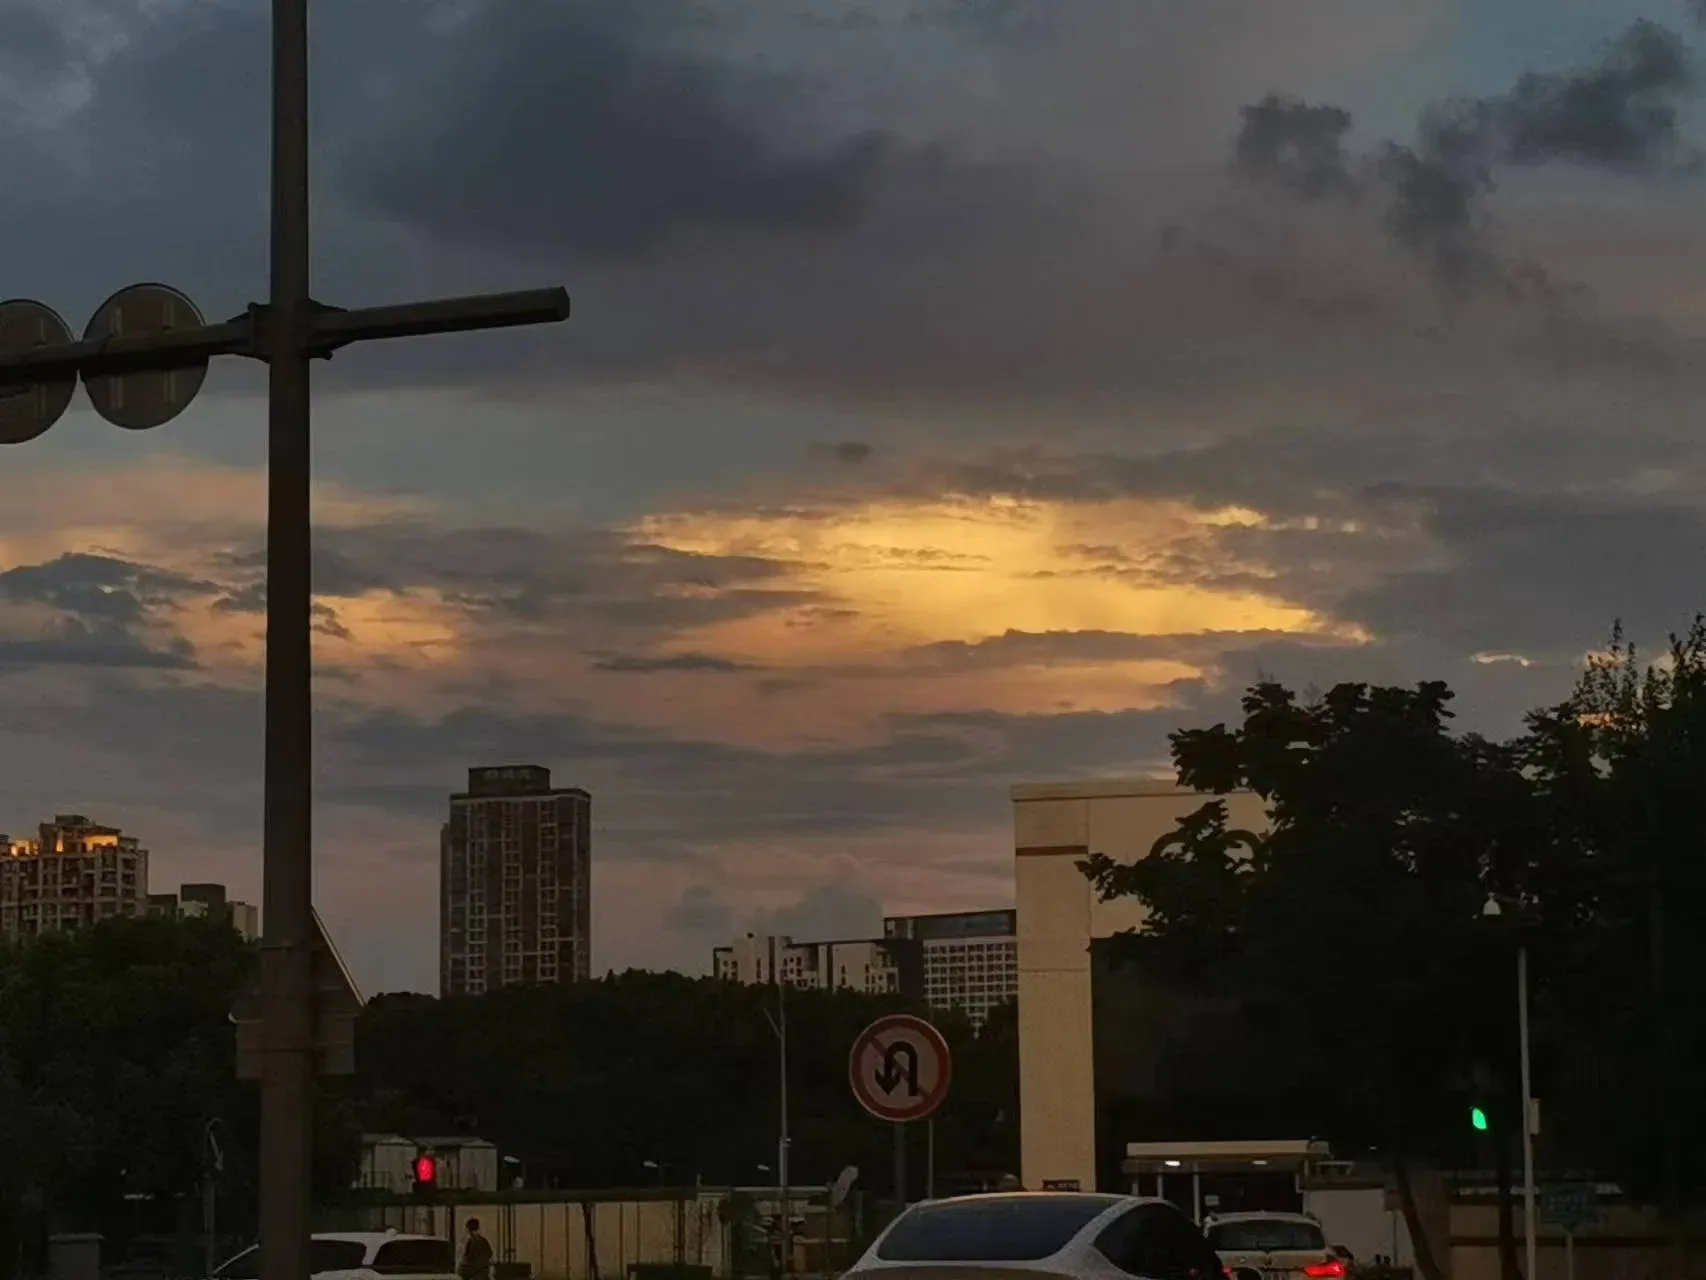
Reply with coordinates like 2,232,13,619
0,924,1017,1267
353,975,1019,1190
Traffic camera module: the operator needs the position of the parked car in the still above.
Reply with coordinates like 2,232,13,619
844,1191,1225,1280
210,1231,459,1280
1201,1212,1350,1280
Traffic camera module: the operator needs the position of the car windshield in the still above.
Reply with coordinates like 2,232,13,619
876,1197,1118,1262
373,1240,456,1274
1206,1221,1326,1253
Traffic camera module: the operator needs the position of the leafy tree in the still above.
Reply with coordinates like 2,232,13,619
1082,680,1546,1280
1521,617,1706,1262
0,914,359,1264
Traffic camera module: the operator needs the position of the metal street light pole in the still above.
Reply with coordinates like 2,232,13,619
260,6,315,1280
762,939,792,1277
0,3,571,1279
1516,941,1537,1280
1483,895,1537,1280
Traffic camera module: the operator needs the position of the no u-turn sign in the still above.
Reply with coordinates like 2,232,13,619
849,1013,951,1122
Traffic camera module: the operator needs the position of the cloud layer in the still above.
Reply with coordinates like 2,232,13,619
1,0,1704,987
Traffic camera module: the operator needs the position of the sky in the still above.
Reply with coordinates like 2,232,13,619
2,0,1706,992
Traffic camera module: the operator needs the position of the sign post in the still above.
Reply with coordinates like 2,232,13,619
849,1014,951,1207
1540,1183,1600,1280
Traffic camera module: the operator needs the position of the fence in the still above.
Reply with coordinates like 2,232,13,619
343,1195,727,1280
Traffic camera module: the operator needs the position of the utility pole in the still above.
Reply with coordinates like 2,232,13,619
1516,943,1536,1280
0,3,570,1279
763,939,792,1278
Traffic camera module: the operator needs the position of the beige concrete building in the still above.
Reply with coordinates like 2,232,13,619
1013,778,1267,1192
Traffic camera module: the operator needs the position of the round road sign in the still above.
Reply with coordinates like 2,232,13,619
849,1013,951,1122
82,282,208,431
0,299,76,445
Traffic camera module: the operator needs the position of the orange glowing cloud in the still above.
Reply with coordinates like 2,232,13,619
630,496,1342,662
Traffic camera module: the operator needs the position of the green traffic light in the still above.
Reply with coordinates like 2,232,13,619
1471,1106,1489,1131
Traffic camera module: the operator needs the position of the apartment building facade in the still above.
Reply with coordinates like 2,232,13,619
0,815,148,940
147,882,261,940
440,765,592,997
884,908,1018,1028
712,908,1018,1026
712,933,907,996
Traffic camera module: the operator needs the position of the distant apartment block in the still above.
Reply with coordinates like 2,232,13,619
440,765,592,997
712,908,1018,1027
885,908,1019,1028
147,882,261,940
713,933,906,996
0,814,148,941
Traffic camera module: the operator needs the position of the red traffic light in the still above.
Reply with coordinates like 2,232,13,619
413,1154,437,1184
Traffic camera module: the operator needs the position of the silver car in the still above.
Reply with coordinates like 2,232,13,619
845,1192,1227,1280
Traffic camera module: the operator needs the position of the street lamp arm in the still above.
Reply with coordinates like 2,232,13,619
308,288,572,354
0,317,254,385
0,287,572,387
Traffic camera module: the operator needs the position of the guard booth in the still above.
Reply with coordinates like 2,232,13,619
1122,1140,1331,1221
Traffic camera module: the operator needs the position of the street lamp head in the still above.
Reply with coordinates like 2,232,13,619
1481,894,1503,918
643,1160,660,1170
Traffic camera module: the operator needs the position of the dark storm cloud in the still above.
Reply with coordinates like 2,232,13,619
341,0,920,261
0,553,214,670
1237,20,1702,285
0,628,195,671
0,553,216,625
317,695,1191,848
1497,20,1696,169
1343,487,1706,656
0,3,70,84
1233,96,1358,199
213,521,814,631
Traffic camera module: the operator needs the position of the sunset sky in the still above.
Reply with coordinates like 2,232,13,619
2,0,1704,990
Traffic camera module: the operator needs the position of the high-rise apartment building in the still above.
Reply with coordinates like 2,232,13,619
885,908,1019,1027
711,907,1018,1027
147,882,261,941
440,765,591,997
0,814,148,940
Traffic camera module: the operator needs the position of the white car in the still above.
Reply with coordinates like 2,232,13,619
1201,1213,1347,1280
211,1231,459,1280
845,1192,1225,1280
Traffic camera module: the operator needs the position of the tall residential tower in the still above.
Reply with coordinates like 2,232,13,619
439,766,591,997
0,814,148,940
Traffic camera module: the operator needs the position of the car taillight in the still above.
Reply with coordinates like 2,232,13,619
1304,1263,1345,1278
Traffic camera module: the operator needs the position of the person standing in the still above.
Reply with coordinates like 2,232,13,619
459,1218,494,1280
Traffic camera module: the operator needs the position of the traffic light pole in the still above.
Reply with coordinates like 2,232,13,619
0,3,570,1278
